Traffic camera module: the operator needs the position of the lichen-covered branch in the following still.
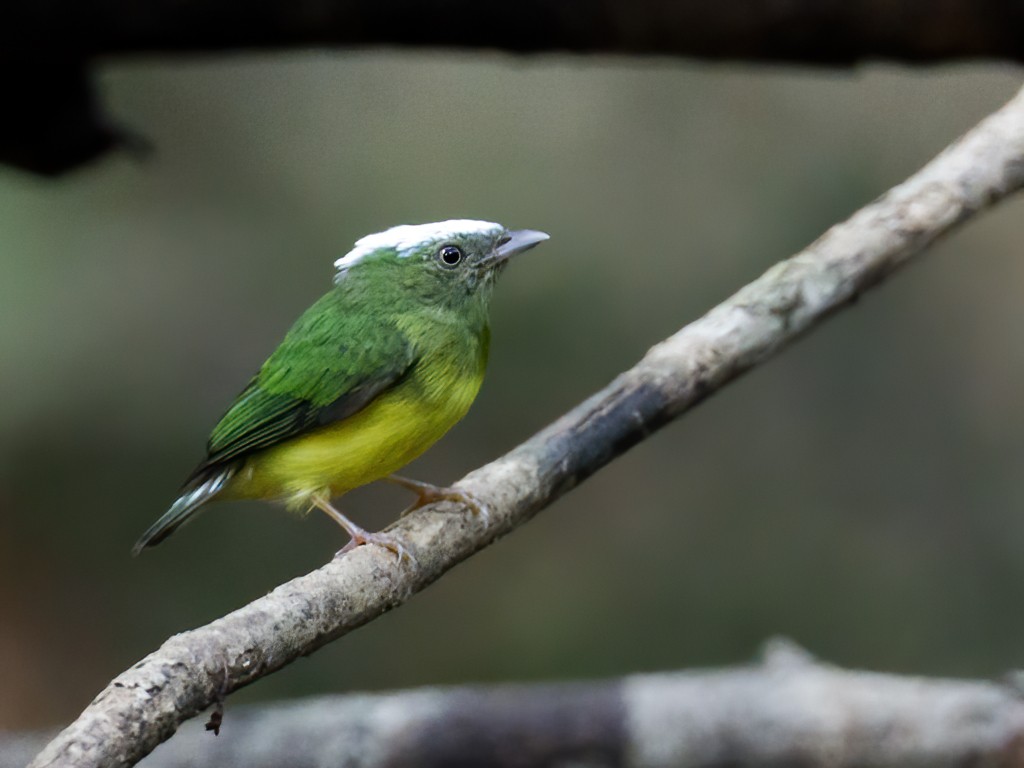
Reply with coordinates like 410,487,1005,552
28,85,1024,768
12,643,1024,767
7,0,1024,174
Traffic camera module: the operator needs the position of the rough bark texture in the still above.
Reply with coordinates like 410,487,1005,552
5,0,1024,174
26,84,1024,768
10,643,1024,767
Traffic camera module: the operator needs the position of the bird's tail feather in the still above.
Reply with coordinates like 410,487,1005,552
131,467,234,556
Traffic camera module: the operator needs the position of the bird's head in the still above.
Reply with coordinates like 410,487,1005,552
334,220,548,311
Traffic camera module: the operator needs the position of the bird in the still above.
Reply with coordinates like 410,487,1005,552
132,219,549,558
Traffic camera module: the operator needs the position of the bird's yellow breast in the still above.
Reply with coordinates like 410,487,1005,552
224,333,487,506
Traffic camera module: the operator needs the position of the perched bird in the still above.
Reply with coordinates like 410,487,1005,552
133,220,548,558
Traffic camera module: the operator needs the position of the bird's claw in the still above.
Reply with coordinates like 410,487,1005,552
313,494,414,565
399,487,490,524
458,492,491,525
336,529,415,565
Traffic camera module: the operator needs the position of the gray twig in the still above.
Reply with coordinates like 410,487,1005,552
11,645,1024,767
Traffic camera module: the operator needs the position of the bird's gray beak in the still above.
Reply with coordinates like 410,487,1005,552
485,229,550,268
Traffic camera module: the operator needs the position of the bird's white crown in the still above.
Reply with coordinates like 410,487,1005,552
334,219,503,275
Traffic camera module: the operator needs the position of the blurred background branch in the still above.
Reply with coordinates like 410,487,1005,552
25,83,1024,768
4,0,1024,174
8,641,1024,768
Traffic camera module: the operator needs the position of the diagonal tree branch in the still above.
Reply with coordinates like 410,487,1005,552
28,84,1024,768
12,642,1024,767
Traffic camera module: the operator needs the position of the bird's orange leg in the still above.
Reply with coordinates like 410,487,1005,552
386,475,490,522
310,494,412,562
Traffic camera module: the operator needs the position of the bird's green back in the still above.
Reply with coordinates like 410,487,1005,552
197,288,418,476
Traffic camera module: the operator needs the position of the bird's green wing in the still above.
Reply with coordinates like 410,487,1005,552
192,295,416,476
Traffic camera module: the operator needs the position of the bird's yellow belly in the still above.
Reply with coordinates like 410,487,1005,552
225,369,484,506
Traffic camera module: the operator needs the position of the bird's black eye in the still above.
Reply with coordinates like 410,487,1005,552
438,245,463,267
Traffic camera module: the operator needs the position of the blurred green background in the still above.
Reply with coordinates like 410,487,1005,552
1,55,1022,730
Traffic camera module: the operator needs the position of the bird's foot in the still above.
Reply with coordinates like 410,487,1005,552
386,475,490,523
335,527,413,564
311,495,414,564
